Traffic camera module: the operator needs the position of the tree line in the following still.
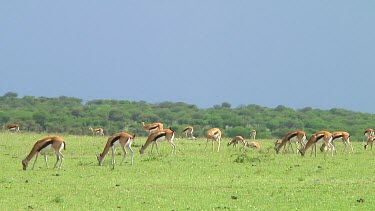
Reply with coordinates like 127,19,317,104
1,92,374,141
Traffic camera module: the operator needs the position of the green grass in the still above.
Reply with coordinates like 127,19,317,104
1,132,374,210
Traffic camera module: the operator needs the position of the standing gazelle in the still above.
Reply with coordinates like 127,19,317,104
205,128,222,152
181,126,195,139
89,126,104,136
97,132,135,169
139,128,176,155
22,136,66,170
3,123,20,133
141,122,164,133
299,131,334,157
250,129,257,140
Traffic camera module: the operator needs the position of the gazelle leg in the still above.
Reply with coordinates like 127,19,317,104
154,142,160,154
120,146,127,165
217,139,221,152
53,152,63,169
169,140,176,155
111,147,116,169
127,144,134,165
31,153,39,170
44,154,49,168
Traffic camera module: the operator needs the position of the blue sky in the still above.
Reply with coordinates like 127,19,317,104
1,1,375,113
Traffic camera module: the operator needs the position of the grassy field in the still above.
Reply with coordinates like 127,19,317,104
1,132,375,210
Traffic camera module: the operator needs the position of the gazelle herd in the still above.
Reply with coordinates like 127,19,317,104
275,129,372,157
4,121,373,170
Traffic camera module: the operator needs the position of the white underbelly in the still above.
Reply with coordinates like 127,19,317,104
39,144,54,154
289,136,299,143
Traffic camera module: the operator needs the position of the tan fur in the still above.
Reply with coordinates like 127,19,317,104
97,132,135,168
205,128,222,152
141,122,164,133
139,128,175,155
245,141,261,149
22,136,66,170
364,128,374,137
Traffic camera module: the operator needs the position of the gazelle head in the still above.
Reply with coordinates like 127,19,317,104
97,153,103,166
320,144,327,152
139,145,145,154
274,140,282,153
22,159,29,170
298,148,305,156
227,138,236,146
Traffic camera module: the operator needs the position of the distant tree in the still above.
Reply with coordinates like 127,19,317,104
108,109,125,122
221,102,231,108
32,112,47,128
3,92,18,98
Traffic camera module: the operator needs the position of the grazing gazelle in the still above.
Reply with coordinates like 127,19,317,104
89,126,104,136
364,135,375,150
275,130,306,154
139,128,176,155
3,123,20,133
227,136,245,148
299,131,334,157
181,126,195,139
141,122,164,133
321,131,353,152
97,132,135,169
205,128,222,152
22,136,66,170
250,129,257,140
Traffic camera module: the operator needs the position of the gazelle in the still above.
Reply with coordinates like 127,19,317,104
141,122,164,133
227,136,245,148
139,128,176,155
97,132,135,168
275,130,306,154
299,131,334,157
181,126,195,139
89,126,104,136
205,128,222,152
363,128,374,144
244,140,261,149
22,136,66,170
364,135,375,150
331,131,353,152
3,123,20,133
250,129,256,140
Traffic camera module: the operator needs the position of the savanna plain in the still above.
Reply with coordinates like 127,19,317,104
1,132,375,210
